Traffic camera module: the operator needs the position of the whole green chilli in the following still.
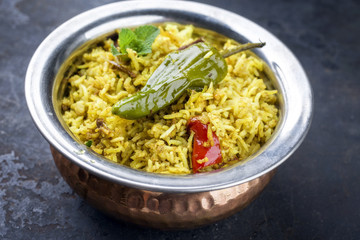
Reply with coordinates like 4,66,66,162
112,41,265,119
112,42,227,119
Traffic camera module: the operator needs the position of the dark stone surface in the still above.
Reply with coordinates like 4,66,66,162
0,0,359,239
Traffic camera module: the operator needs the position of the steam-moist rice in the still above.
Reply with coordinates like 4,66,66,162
61,24,278,174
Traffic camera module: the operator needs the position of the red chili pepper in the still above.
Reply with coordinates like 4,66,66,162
188,117,222,173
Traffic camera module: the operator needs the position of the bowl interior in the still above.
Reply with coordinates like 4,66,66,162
25,1,312,192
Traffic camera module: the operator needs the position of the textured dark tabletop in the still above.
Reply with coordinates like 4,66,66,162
0,0,359,239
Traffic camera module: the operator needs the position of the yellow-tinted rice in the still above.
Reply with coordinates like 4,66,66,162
61,23,278,174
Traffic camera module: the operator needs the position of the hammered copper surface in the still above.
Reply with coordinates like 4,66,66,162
51,146,275,229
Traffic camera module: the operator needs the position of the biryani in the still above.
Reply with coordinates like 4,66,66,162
61,23,278,174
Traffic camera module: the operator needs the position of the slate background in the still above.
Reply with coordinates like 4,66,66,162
0,0,359,239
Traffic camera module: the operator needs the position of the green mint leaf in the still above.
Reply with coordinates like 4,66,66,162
127,39,150,56
118,28,136,54
136,41,153,55
134,25,160,42
115,25,160,56
135,25,160,55
110,43,121,56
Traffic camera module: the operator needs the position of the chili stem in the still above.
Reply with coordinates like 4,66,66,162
221,42,265,58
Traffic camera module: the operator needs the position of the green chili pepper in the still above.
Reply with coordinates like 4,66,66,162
112,41,265,119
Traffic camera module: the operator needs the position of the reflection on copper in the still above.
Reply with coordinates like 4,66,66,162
51,146,275,229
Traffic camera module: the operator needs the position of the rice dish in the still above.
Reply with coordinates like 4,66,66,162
61,23,278,174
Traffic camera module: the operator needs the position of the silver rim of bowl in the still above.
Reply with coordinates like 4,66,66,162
25,0,313,193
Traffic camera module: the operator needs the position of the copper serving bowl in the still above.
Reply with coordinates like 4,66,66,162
25,1,313,229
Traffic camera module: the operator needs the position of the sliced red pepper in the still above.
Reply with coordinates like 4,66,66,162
188,117,222,173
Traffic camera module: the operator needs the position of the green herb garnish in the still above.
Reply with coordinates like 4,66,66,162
111,25,160,57
85,140,93,147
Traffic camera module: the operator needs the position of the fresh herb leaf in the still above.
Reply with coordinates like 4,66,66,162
134,25,160,43
113,25,160,57
118,28,136,54
110,43,121,56
85,140,93,147
135,26,160,55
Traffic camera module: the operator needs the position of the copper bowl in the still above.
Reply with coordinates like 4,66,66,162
25,1,313,229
